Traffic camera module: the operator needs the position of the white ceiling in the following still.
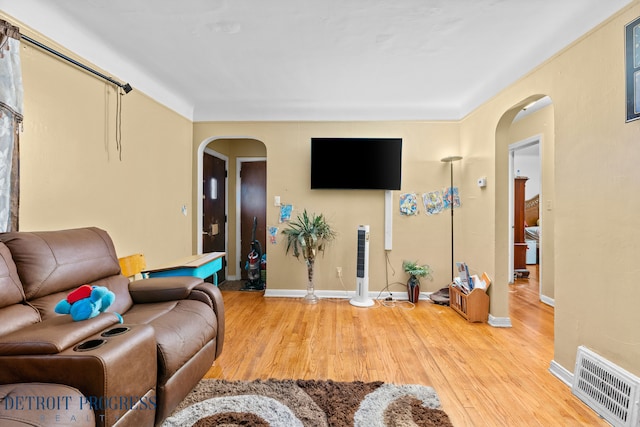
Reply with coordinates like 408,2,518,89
1,0,632,121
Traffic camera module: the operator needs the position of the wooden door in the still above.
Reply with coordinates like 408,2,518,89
203,152,227,282
240,160,266,280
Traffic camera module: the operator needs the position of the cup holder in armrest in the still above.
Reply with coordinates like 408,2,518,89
101,326,130,337
73,339,107,352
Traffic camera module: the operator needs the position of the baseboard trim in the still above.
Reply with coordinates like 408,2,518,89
264,289,351,299
540,294,555,307
263,289,431,301
488,314,512,328
549,359,573,387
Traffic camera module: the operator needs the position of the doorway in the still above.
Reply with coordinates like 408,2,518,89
202,149,228,283
197,137,267,282
509,138,541,295
237,158,267,281
503,95,555,309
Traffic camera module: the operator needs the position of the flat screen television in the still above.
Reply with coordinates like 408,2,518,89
310,137,402,190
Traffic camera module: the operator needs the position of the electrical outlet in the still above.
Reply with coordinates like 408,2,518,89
336,267,342,278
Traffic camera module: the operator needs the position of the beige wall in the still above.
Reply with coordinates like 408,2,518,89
461,2,640,376
194,121,461,294
9,14,194,269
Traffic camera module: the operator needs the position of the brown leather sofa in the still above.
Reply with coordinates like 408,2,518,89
0,227,225,426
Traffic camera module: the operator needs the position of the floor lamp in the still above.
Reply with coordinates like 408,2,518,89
441,155,462,282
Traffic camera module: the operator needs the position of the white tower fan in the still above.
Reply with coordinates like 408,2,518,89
350,225,374,307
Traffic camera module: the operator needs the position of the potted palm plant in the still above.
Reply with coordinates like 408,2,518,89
282,210,336,304
402,260,433,303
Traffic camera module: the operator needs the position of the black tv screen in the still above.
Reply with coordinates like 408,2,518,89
310,138,402,190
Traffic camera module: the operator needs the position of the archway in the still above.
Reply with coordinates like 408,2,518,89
495,94,555,318
196,137,267,282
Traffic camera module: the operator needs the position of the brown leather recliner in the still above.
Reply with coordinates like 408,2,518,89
0,227,225,426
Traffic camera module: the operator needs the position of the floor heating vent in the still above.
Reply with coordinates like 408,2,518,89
572,346,640,427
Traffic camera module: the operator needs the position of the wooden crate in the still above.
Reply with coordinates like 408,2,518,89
449,272,491,323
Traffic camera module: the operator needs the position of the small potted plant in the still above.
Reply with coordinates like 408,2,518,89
402,260,433,303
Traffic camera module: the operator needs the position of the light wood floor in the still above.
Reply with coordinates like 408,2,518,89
205,266,608,426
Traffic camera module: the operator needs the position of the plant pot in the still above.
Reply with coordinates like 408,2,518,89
407,275,420,303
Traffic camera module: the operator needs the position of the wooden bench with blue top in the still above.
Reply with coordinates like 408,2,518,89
142,252,225,285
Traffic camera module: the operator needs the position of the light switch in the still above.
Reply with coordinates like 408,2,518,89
274,196,281,206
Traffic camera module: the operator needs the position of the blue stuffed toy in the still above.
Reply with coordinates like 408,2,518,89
55,284,123,323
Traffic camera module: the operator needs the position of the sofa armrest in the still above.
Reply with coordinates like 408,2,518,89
189,283,225,358
128,276,204,303
0,313,120,356
0,324,158,427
